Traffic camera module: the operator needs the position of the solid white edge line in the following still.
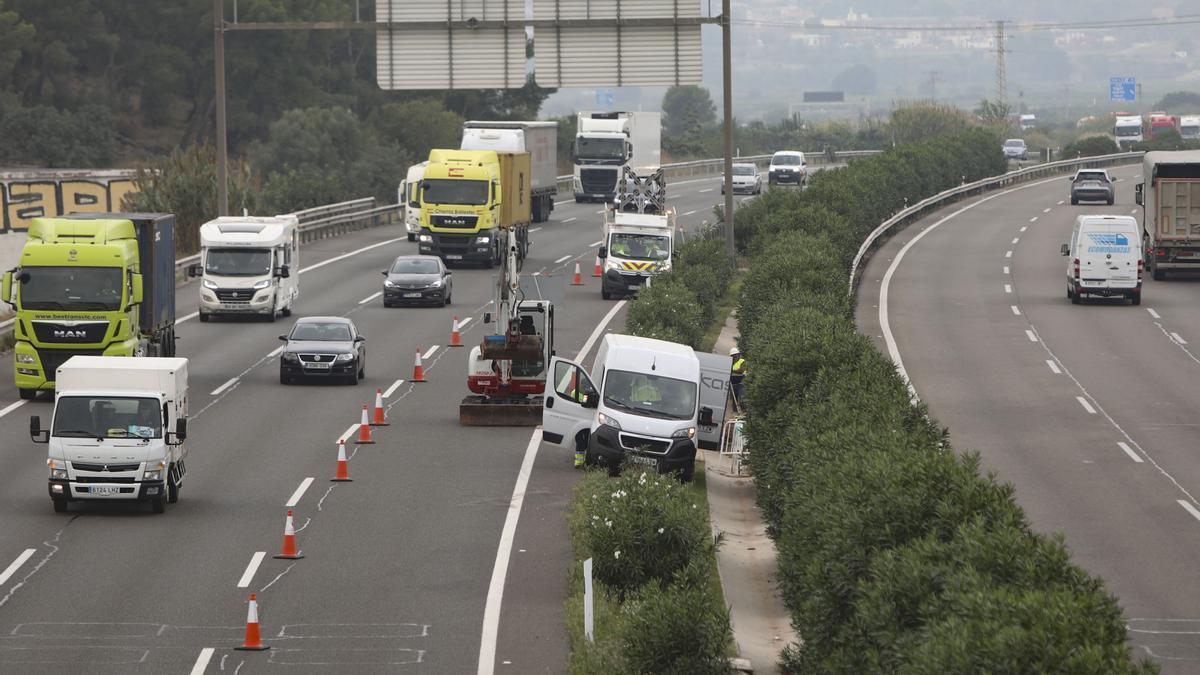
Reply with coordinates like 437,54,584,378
338,423,359,444
285,477,314,507
1046,359,1062,374
0,399,28,419
423,345,439,360
358,291,383,305
1147,308,1161,319
1010,306,1021,316
237,552,266,588
1178,500,1200,523
1025,329,1038,342
698,188,714,193
554,255,572,264
209,378,238,397
562,218,576,223
577,301,628,362
1076,396,1097,414
1172,332,1188,345
190,647,215,675
1118,442,1144,463
0,549,35,587
383,379,405,398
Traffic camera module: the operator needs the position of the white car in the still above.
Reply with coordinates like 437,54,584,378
768,151,807,187
1061,215,1142,305
722,163,762,195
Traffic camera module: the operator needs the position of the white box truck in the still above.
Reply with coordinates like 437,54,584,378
572,111,662,203
461,121,558,222
188,215,299,322
541,334,727,482
32,356,189,513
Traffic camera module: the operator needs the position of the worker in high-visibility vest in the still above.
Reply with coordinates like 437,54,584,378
566,369,588,469
729,346,747,413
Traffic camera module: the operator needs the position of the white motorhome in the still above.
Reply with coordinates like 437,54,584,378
1061,215,1142,305
32,356,189,513
1180,115,1200,141
573,111,662,202
1114,115,1144,146
400,162,428,241
461,121,558,222
191,215,299,322
542,334,725,482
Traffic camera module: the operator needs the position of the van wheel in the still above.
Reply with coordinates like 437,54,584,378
266,300,278,322
199,311,210,323
1131,293,1142,306
281,305,292,317
1107,198,1114,206
679,461,695,483
1071,289,1081,305
52,498,68,513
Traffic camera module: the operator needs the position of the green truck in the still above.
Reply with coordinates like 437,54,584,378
2,213,177,399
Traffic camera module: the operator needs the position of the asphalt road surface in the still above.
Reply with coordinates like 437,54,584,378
857,164,1200,672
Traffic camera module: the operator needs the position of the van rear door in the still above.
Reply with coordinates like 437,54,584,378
696,352,730,450
1078,223,1138,290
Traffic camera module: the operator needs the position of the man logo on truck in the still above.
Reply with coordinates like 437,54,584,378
53,329,87,339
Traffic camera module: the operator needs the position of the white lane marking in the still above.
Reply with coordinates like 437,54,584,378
1172,332,1188,345
338,423,359,444
1004,284,1012,293
554,255,572,264
0,399,28,420
1179,500,1200,523
1118,442,1144,463
1131,208,1139,215
190,648,215,675
267,345,284,358
285,477,314,507
176,311,200,325
237,552,266,588
1030,216,1038,222
383,379,405,398
0,549,35,587
1003,266,1010,274
1057,200,1065,205
698,188,714,193
562,218,576,223
589,240,604,247
594,210,604,215
210,378,238,396
423,345,439,360
1043,207,1052,213
301,238,404,275
1026,329,1038,342
358,291,382,305
578,301,627,362
1019,226,1027,232
1005,250,1013,258
1046,359,1062,374
1011,305,1021,316
458,316,474,329
1076,396,1097,414
1012,238,1020,244
683,210,697,216
1147,308,1161,319
530,227,542,232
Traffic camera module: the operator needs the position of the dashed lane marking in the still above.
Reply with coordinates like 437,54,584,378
1077,396,1097,414
1011,305,1021,316
1046,360,1061,374
237,552,266,588
358,291,382,305
1179,500,1200,523
1004,266,1010,274
554,255,572,264
1020,226,1027,232
383,379,406,398
0,400,28,419
1118,442,1144,463
338,424,359,444
1147,308,1161,319
210,378,238,397
1004,284,1012,293
1030,216,1038,222
190,648,215,675
562,217,576,223
286,477,314,507
1026,329,1038,342
1172,332,1188,345
1012,237,1020,244
1005,250,1013,258
0,549,35,588
423,345,439,360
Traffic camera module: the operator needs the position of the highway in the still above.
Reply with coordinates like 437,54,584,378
0,173,756,672
857,164,1200,671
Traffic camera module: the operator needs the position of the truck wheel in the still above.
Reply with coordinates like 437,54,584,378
166,468,180,504
18,388,36,400
150,494,166,514
52,498,67,513
407,232,416,242
1153,268,1166,281
532,198,543,223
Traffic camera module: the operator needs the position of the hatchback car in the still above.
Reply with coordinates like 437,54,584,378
768,151,807,186
279,316,366,385
1002,138,1029,160
382,255,452,307
722,163,762,195
1069,169,1115,205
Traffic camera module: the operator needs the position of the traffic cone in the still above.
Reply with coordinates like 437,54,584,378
371,388,389,426
593,256,603,277
412,348,427,382
273,509,304,560
331,441,352,482
234,593,270,651
448,316,463,347
571,261,584,286
355,404,376,444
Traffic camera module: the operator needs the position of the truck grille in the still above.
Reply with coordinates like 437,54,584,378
37,349,105,379
30,321,109,344
619,434,670,455
431,214,479,229
73,462,140,472
581,168,617,195
214,289,255,303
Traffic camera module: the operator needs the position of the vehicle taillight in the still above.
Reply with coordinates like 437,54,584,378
1158,248,1167,258
1137,262,1143,281
1073,258,1080,279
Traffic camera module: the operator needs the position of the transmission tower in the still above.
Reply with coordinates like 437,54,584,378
993,20,1008,106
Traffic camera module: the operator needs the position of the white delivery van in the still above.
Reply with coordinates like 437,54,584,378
1061,215,1142,305
190,215,299,322
400,161,428,241
768,150,807,187
542,334,725,481
32,356,189,513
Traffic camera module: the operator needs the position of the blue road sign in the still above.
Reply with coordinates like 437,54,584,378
595,89,614,107
1109,77,1136,103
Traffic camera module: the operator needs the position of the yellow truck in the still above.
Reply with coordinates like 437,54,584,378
418,149,530,267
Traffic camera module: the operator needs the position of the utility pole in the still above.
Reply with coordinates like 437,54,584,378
214,0,229,216
926,70,942,100
721,0,735,263
993,20,1007,107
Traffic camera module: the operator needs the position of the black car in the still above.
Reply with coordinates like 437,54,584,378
278,316,366,385
382,255,453,307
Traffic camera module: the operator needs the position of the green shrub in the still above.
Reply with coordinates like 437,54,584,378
620,562,733,675
1062,135,1121,159
624,274,705,348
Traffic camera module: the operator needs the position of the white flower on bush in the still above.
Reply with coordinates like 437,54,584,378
657,527,665,535
638,472,647,486
605,519,613,528
614,550,621,559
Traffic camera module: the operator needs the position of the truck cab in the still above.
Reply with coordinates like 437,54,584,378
573,112,662,203
419,149,529,267
1180,116,1200,141
32,356,189,514
1114,115,1144,146
190,216,299,322
400,162,428,241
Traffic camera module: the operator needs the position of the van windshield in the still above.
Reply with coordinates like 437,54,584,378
773,153,802,165
53,396,162,439
603,369,696,421
205,248,272,277
609,233,670,261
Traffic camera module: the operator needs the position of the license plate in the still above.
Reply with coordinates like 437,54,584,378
446,254,463,260
305,362,332,370
628,284,642,291
90,486,120,496
627,454,657,468
403,292,422,298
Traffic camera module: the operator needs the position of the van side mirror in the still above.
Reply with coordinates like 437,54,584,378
277,265,290,279
172,418,188,443
30,415,48,443
381,270,388,276
278,334,288,341
699,407,714,426
1135,183,1144,206
130,273,144,305
354,335,366,343
598,246,608,259
1060,244,1070,256
187,263,201,278
483,312,492,324
581,393,599,409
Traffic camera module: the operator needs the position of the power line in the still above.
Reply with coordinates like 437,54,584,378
731,13,1200,33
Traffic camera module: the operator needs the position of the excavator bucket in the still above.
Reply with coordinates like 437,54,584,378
459,395,544,427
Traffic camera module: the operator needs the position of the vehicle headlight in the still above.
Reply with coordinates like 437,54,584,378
335,353,355,362
419,234,432,243
202,279,218,290
281,352,299,362
597,412,621,430
384,279,397,288
476,236,491,244
48,459,68,480
253,279,271,290
143,461,165,481
16,354,36,364
672,426,697,440
429,278,443,288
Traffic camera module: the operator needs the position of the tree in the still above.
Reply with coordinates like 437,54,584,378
662,85,717,158
831,64,877,96
974,99,1012,126
0,2,35,91
1153,91,1200,112
367,99,463,162
889,102,971,144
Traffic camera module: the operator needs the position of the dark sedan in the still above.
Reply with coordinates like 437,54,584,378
278,316,366,385
382,255,453,307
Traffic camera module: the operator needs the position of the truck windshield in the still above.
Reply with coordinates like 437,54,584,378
53,396,162,439
603,369,696,421
423,179,489,206
1182,126,1200,138
1115,126,1142,137
20,266,122,311
576,137,626,160
610,233,670,261
205,248,272,277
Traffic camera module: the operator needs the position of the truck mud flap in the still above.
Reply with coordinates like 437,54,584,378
459,396,544,427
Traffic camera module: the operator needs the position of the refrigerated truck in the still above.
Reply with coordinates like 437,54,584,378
1114,115,1144,146
461,121,558,223
1136,151,1200,280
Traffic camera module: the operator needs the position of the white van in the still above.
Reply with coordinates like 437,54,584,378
399,162,428,242
191,216,299,321
541,334,726,481
768,150,807,187
1061,215,1142,305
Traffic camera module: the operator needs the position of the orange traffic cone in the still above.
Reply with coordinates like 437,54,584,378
448,316,463,347
412,348,427,382
234,593,270,651
571,261,584,286
371,388,389,426
593,256,603,277
355,404,375,444
331,441,352,482
274,509,304,560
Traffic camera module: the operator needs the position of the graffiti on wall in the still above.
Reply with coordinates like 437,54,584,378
1,172,139,233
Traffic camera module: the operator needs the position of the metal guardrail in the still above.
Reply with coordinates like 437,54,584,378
847,151,1145,297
